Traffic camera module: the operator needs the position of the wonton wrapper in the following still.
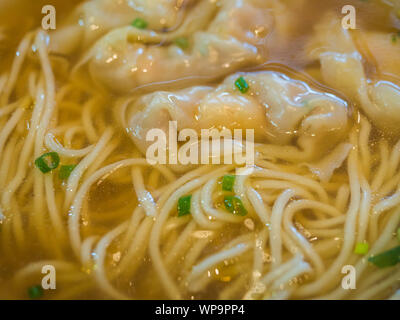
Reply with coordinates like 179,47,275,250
49,0,197,55
308,15,400,135
72,0,272,93
120,71,349,166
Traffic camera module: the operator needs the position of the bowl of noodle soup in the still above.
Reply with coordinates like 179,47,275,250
0,0,399,300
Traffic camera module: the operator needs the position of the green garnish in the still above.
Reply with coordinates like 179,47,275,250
34,152,60,173
235,77,249,94
59,164,77,180
131,18,148,29
222,174,236,192
224,195,247,216
178,195,192,217
174,37,189,50
391,32,400,44
354,242,369,255
397,228,400,242
28,285,44,299
368,246,400,268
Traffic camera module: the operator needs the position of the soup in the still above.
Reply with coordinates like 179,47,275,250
0,0,399,300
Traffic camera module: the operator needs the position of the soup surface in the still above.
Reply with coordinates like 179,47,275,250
0,0,399,300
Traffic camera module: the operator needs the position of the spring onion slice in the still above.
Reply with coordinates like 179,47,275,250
34,152,60,173
131,18,148,29
354,242,369,255
28,285,44,299
222,174,236,192
235,76,249,93
224,195,247,216
59,164,77,180
368,246,400,268
178,195,192,217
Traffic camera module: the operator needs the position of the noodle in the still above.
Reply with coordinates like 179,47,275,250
0,0,399,301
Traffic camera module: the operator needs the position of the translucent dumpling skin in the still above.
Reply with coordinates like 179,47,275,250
75,0,272,93
309,15,400,135
122,71,349,157
49,0,196,55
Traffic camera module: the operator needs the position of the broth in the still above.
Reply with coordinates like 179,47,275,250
0,0,399,300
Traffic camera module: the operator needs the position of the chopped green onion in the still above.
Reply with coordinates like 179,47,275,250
131,18,148,29
224,195,247,216
28,285,44,299
174,37,189,50
392,34,398,43
222,174,236,192
368,246,400,268
354,242,369,255
178,195,192,217
34,152,60,173
235,76,249,94
59,164,77,180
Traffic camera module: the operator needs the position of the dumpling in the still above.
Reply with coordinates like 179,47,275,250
121,71,349,162
125,86,213,155
229,72,349,145
359,32,400,77
49,0,197,55
74,0,272,93
308,15,400,135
